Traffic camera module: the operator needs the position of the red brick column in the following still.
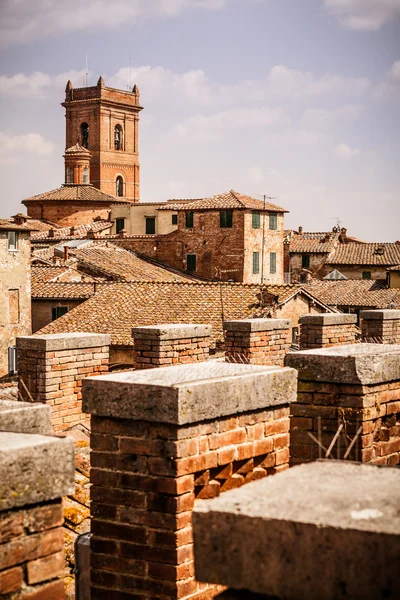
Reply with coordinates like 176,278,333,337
83,361,297,600
16,333,110,432
0,428,74,599
286,343,400,466
299,313,357,349
132,324,211,369
223,318,291,367
361,309,400,344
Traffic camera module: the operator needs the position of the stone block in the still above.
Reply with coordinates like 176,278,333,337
16,333,110,352
132,324,212,340
299,313,357,325
361,310,400,321
0,433,75,510
0,400,51,435
285,343,400,384
223,319,290,333
193,461,400,600
83,361,297,425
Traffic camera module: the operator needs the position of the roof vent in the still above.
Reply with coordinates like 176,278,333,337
374,245,385,255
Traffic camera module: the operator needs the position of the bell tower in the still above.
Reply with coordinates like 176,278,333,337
62,76,143,202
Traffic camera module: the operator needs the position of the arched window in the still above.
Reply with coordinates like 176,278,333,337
80,122,89,148
114,124,123,150
82,166,89,184
116,176,124,197
66,167,73,184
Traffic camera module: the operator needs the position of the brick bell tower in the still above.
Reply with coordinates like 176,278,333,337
62,76,143,202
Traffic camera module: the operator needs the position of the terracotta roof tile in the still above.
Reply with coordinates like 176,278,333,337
23,185,129,204
159,190,288,212
0,219,38,232
305,280,400,309
32,281,96,299
31,220,112,241
326,243,400,266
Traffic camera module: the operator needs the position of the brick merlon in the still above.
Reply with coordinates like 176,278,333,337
360,309,400,321
132,323,212,340
298,313,357,325
223,318,290,332
83,361,297,425
16,332,110,351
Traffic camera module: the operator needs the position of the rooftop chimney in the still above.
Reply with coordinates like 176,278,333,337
48,229,55,238
298,226,303,235
64,246,69,261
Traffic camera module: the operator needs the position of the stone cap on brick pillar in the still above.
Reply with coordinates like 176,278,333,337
299,313,357,325
0,399,51,435
0,432,75,511
192,461,400,599
83,361,297,425
285,343,400,384
132,323,212,340
16,332,111,351
223,318,290,332
360,309,400,321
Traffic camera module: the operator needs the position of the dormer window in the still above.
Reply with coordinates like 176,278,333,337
66,167,73,184
80,122,89,148
116,176,124,197
82,166,89,184
114,125,123,151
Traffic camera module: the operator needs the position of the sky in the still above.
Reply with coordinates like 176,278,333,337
0,0,399,241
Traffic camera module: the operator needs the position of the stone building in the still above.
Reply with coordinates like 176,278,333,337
0,216,35,378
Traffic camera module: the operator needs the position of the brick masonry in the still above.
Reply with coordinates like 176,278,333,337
299,313,357,349
224,319,291,367
133,324,211,370
16,333,110,432
361,309,400,344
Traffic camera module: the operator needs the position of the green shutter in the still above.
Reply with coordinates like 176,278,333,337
185,212,194,228
220,210,233,228
252,211,260,229
270,252,276,274
269,212,277,230
253,252,260,274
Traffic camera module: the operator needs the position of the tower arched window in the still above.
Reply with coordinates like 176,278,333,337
66,167,73,184
116,176,124,197
82,166,89,184
114,124,123,151
80,122,89,148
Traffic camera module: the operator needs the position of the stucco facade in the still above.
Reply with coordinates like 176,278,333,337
109,203,178,236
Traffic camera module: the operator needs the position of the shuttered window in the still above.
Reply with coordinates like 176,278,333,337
270,252,277,274
269,212,278,230
252,211,260,229
253,252,260,274
220,210,233,228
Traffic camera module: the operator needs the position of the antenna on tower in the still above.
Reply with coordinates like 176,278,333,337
125,51,132,91
85,53,89,87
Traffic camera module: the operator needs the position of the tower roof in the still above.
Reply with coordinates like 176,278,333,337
64,143,91,156
22,185,132,204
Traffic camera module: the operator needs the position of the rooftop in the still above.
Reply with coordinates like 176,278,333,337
23,184,131,204
159,190,288,212
306,279,400,309
327,243,400,266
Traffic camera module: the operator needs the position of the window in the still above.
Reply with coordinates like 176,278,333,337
66,167,73,184
8,346,17,376
80,122,89,148
253,251,260,274
362,271,371,280
269,212,278,230
186,254,196,272
185,211,194,228
302,254,310,269
52,306,68,321
114,124,123,150
171,214,178,225
82,166,89,184
146,217,156,235
8,231,18,251
220,210,233,228
270,252,277,274
252,211,260,229
300,273,308,283
292,327,299,345
9,290,20,324
115,218,125,234
116,176,124,197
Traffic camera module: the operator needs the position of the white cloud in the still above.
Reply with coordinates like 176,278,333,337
375,60,400,97
0,132,55,165
334,143,360,159
0,70,87,97
325,0,400,31
301,104,364,127
267,65,369,97
0,0,228,46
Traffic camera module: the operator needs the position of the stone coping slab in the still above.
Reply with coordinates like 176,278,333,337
16,332,110,351
83,361,297,425
285,343,400,384
193,461,400,600
360,309,400,321
0,432,75,511
223,318,290,332
299,313,357,325
132,323,212,340
0,400,51,435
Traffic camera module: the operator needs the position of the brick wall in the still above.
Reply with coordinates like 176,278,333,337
133,324,211,369
299,313,357,349
83,360,297,600
224,318,290,367
16,333,110,432
24,202,112,228
361,309,400,344
286,344,400,466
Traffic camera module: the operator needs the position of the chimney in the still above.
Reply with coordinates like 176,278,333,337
298,226,303,235
64,246,69,261
118,229,127,238
87,229,95,239
70,226,76,236
13,213,27,225
48,229,55,238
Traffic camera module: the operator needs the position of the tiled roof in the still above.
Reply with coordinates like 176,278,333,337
0,219,38,232
326,243,400,266
306,280,400,309
31,265,98,285
31,220,112,241
38,282,326,346
159,190,288,212
289,234,338,253
65,143,91,155
32,281,96,299
23,185,129,204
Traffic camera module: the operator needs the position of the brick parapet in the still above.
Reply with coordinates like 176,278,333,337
132,324,211,370
361,309,400,344
16,333,110,432
299,313,357,349
83,361,297,599
223,319,291,367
